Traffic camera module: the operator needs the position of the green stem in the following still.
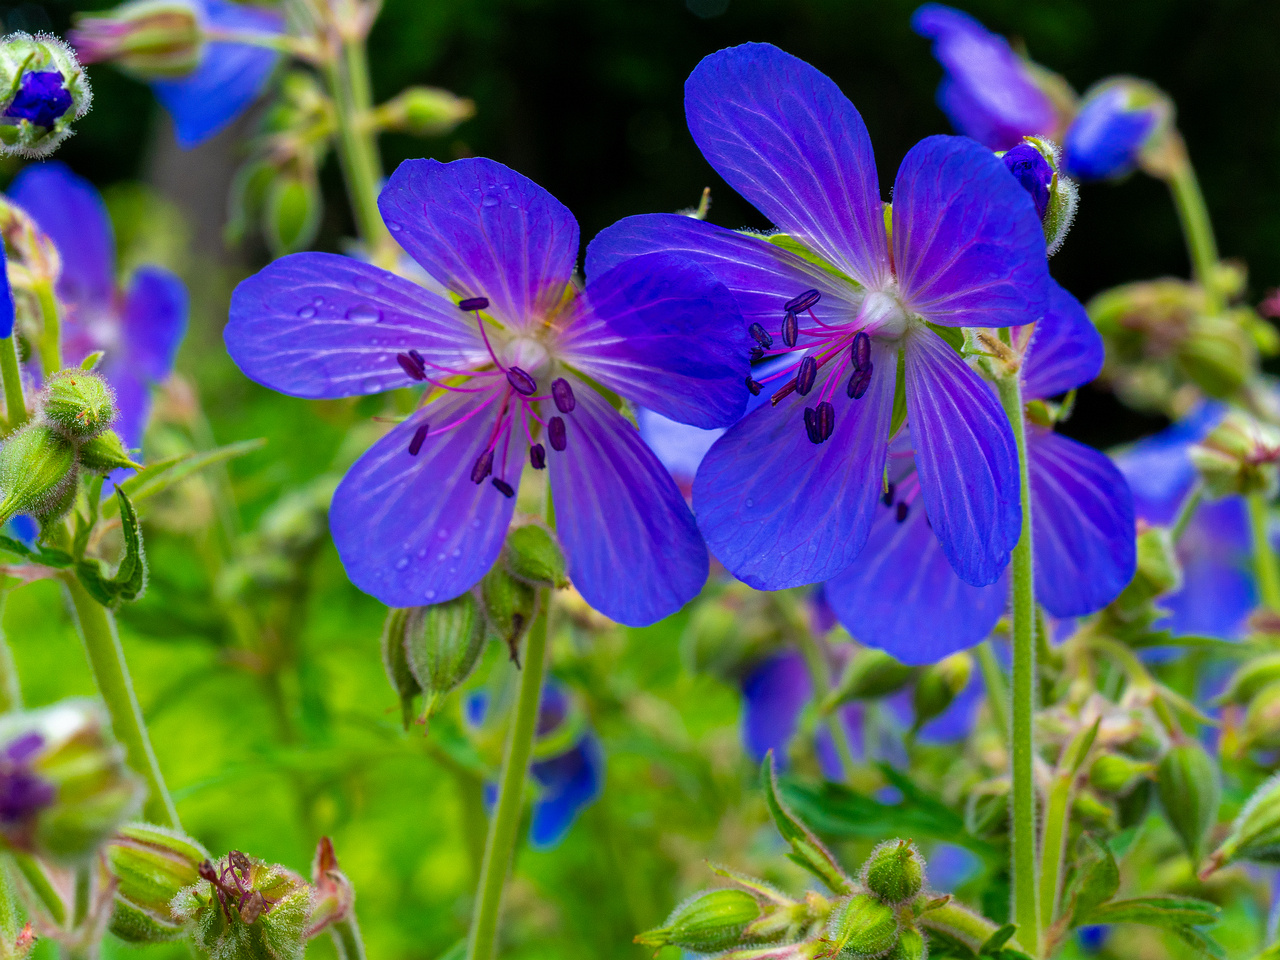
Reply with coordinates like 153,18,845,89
975,641,1008,746
1171,481,1204,544
61,575,179,828
996,372,1040,957
465,593,550,960
917,899,1024,955
1248,493,1280,612
9,852,62,924
1165,140,1222,312
0,336,25,431
72,865,90,927
796,629,857,778
330,916,367,960
34,281,60,377
1037,775,1072,932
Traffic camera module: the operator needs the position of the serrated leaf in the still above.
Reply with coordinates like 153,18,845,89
978,924,1017,955
74,487,146,608
102,438,267,517
761,752,852,894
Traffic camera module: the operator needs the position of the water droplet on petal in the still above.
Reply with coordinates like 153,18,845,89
436,552,446,562
361,377,383,392
395,557,409,570
297,306,317,319
387,221,403,232
745,498,755,507
451,548,461,558
425,589,436,600
482,195,500,207
471,518,481,529
355,278,379,294
346,304,382,323
437,528,449,540
313,297,325,307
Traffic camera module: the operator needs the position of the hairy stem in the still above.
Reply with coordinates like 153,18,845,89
996,372,1041,956
466,593,549,960
330,916,367,960
1164,137,1222,312
1248,493,1280,612
61,575,179,828
0,336,25,432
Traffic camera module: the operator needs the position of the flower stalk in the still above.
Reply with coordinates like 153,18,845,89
1162,136,1222,313
0,335,26,431
1248,492,1280,613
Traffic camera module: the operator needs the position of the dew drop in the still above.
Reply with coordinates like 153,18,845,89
451,548,461,558
361,377,382,392
436,552,446,562
471,518,481,529
482,195,500,207
425,589,436,600
346,304,382,323
417,548,427,559
448,567,457,575
297,305,317,319
395,557,409,570
313,297,325,306
437,528,449,540
746,498,755,507
355,278,379,294
387,221,403,232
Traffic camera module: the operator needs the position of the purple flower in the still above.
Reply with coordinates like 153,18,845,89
1062,82,1162,182
1115,404,1256,639
8,163,189,448
225,157,748,626
4,72,74,129
824,281,1136,663
147,0,284,148
1002,142,1054,220
589,43,1051,591
910,5,1057,151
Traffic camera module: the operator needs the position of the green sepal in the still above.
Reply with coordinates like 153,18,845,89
761,752,852,895
75,486,146,608
978,924,1017,955
764,233,861,290
888,346,907,438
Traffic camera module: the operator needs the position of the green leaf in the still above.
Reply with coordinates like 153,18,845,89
1069,836,1120,925
761,752,852,894
74,487,147,608
1086,896,1219,928
102,438,267,517
0,534,72,569
978,924,1017,955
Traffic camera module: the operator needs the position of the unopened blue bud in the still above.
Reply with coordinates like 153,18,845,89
1063,79,1169,181
0,33,92,158
1002,142,1053,219
71,0,202,80
1000,137,1078,255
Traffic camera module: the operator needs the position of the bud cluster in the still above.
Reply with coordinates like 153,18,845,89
1189,410,1280,499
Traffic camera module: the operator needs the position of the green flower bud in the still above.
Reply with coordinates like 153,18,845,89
825,893,899,958
504,524,567,588
380,607,422,730
264,171,322,258
0,700,145,862
825,649,916,711
1157,740,1221,866
481,567,536,663
78,430,142,474
0,424,76,524
71,0,202,80
403,593,485,720
1204,772,1280,876
1177,315,1253,400
634,888,761,953
1072,786,1118,829
1216,653,1280,707
1189,411,1280,499
42,371,116,440
1240,681,1280,752
1088,753,1154,795
304,837,353,939
1107,527,1181,622
374,86,475,137
0,33,92,158
106,823,210,942
861,840,925,906
884,923,927,960
174,852,310,960
912,653,972,732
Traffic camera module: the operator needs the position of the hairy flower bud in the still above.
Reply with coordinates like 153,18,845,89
174,852,310,960
373,86,475,137
0,33,91,158
71,0,201,80
1000,138,1077,256
402,593,485,720
825,893,899,958
106,823,210,942
885,923,927,960
1189,411,1280,499
912,653,972,732
634,888,761,953
380,607,422,730
1240,681,1280,753
1204,772,1280,876
504,524,567,588
305,838,353,939
78,430,141,474
1157,740,1221,866
481,567,536,662
42,371,116,441
861,840,925,906
0,424,77,525
825,649,916,711
1088,753,1154,795
1063,78,1172,182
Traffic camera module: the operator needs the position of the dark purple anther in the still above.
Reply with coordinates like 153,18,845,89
846,368,872,400
814,401,834,443
458,297,490,312
896,502,910,523
4,72,72,128
749,346,764,362
748,323,773,349
795,356,818,396
1002,142,1053,221
492,478,515,498
784,289,821,313
470,449,494,484
782,311,799,348
529,444,546,469
408,424,429,456
803,407,819,444
551,377,576,413
745,376,762,396
851,331,872,371
506,366,537,395
397,352,426,381
548,416,567,452
882,482,895,507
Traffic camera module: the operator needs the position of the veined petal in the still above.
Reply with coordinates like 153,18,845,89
563,253,749,429
693,340,895,590
377,158,578,330
1021,280,1103,399
1028,430,1135,617
548,381,708,626
684,43,889,289
585,214,863,334
330,391,522,607
225,253,481,399
825,476,1006,665
151,0,283,148
9,162,115,311
904,328,1019,586
894,135,1049,328
121,266,189,383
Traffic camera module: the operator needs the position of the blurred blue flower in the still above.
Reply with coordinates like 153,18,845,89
1076,925,1109,953
1115,404,1256,639
1062,81,1163,181
148,0,285,148
824,281,1136,663
8,162,189,450
590,42,1051,593
226,156,747,626
911,4,1058,151
925,842,981,891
